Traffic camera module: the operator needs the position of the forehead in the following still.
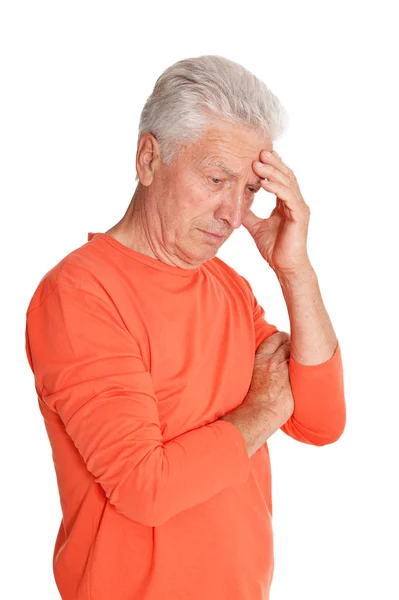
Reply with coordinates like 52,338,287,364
194,120,272,167
201,159,241,177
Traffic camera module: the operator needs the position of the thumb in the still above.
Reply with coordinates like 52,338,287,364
241,209,262,233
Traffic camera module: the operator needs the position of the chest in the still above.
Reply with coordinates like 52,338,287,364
112,270,256,438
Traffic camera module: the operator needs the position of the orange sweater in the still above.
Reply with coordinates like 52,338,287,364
25,232,345,600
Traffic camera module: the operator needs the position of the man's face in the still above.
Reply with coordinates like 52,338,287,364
150,118,273,267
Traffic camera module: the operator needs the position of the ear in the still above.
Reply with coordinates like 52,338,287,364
136,133,162,186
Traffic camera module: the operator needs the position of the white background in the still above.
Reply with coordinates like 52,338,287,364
1,1,398,598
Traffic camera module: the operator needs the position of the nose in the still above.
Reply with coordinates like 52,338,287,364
214,193,247,230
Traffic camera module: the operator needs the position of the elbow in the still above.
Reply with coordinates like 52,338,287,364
315,414,347,446
110,493,172,528
106,448,173,528
296,408,347,447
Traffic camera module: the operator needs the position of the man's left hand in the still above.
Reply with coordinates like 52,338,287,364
241,149,312,275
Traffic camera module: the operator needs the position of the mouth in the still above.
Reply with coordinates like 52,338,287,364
198,229,225,242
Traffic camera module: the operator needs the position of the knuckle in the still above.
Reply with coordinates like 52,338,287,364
279,331,290,340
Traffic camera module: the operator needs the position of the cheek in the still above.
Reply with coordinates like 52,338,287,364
182,178,215,216
169,171,219,230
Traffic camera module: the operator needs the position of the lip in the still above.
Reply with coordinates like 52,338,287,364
199,229,224,241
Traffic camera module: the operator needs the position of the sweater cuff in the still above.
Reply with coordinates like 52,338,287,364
289,340,341,375
214,419,251,482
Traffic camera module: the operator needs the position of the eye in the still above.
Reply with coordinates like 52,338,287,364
211,177,223,184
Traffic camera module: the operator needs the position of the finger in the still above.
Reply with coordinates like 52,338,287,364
280,340,291,359
241,209,263,231
258,180,297,214
267,331,290,342
253,160,291,187
274,339,290,353
259,149,293,177
257,331,290,354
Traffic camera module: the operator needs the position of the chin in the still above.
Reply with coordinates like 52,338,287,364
185,244,218,264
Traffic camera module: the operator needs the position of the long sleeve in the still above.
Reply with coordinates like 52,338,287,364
25,283,251,527
243,277,346,446
281,343,346,445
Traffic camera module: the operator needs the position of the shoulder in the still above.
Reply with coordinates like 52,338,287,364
25,238,109,315
205,256,253,301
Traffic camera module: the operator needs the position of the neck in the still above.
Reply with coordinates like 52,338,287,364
105,185,193,268
108,185,157,258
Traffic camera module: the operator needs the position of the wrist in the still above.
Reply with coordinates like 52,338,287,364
276,264,317,288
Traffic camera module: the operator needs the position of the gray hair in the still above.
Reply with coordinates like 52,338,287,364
135,55,289,179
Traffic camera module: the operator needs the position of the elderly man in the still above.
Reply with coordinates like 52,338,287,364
25,55,345,600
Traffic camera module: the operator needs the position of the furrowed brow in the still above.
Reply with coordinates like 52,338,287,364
204,161,262,187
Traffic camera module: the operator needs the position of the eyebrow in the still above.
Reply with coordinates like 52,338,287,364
203,160,262,187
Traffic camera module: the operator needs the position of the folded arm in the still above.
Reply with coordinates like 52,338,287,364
25,284,250,527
